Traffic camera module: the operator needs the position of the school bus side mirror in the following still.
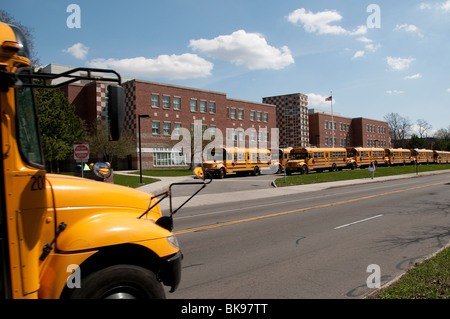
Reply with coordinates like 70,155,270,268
193,166,205,180
108,84,125,141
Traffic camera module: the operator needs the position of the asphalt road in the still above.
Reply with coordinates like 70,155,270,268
167,172,450,299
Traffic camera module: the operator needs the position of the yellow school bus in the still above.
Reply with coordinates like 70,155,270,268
0,22,210,299
434,150,450,164
385,148,412,166
270,147,292,173
411,149,434,165
345,147,388,168
286,148,350,175
203,147,274,178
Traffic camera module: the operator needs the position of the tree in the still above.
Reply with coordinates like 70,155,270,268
35,88,86,172
433,126,450,151
417,119,432,139
406,134,427,149
0,10,39,66
384,112,412,148
85,120,135,168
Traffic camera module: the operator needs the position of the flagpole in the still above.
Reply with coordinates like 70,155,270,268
331,90,334,148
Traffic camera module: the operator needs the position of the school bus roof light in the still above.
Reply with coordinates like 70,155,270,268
2,40,20,52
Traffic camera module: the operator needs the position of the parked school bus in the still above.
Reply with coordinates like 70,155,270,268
345,148,388,168
0,22,211,299
384,149,413,166
286,148,350,175
271,147,292,173
411,149,434,165
203,147,274,178
434,150,450,164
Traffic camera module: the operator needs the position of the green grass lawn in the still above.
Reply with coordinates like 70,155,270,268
369,247,449,299
133,168,194,177
112,174,160,188
275,164,450,187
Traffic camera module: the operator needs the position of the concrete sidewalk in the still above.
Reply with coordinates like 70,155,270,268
123,169,450,212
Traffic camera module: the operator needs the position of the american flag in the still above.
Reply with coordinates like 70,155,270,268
325,96,332,101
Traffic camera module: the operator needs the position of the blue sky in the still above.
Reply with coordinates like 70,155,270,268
3,0,450,134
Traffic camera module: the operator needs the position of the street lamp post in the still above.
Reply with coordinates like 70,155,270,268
138,114,150,184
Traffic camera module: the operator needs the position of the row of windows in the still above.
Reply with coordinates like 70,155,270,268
151,94,216,114
367,124,386,134
226,108,269,122
367,139,387,147
325,121,350,131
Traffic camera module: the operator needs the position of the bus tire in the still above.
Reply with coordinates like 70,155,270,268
331,163,337,172
277,165,282,174
218,168,226,179
67,264,165,299
252,167,260,176
300,165,308,175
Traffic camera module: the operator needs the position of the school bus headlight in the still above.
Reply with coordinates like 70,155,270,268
167,235,179,249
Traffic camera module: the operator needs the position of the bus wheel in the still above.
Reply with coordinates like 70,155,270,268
331,163,337,172
218,168,226,179
252,167,260,176
300,166,308,175
68,264,165,299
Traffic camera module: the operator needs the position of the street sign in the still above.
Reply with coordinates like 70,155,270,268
74,144,89,161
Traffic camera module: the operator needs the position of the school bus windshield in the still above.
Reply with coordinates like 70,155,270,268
291,152,308,160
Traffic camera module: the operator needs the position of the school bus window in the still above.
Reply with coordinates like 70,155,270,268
16,86,44,167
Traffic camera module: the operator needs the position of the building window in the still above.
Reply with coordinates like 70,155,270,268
231,108,236,119
163,96,170,109
153,148,188,167
263,112,268,123
209,102,216,114
257,111,262,122
209,125,216,137
250,111,255,121
200,100,207,113
173,97,181,110
151,94,159,108
163,122,171,135
173,123,181,134
152,121,160,134
190,99,197,112
238,109,244,120
325,121,328,129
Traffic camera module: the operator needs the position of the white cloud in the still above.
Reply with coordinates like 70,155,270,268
287,8,367,36
87,54,213,80
394,24,424,37
352,50,365,59
357,36,373,43
365,43,381,52
420,1,450,11
386,56,415,71
386,90,405,95
404,73,422,80
189,30,294,70
419,2,433,10
307,93,335,107
63,42,89,60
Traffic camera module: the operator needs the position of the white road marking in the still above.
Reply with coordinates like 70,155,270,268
334,214,383,230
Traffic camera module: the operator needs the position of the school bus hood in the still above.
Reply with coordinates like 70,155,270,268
46,174,161,218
